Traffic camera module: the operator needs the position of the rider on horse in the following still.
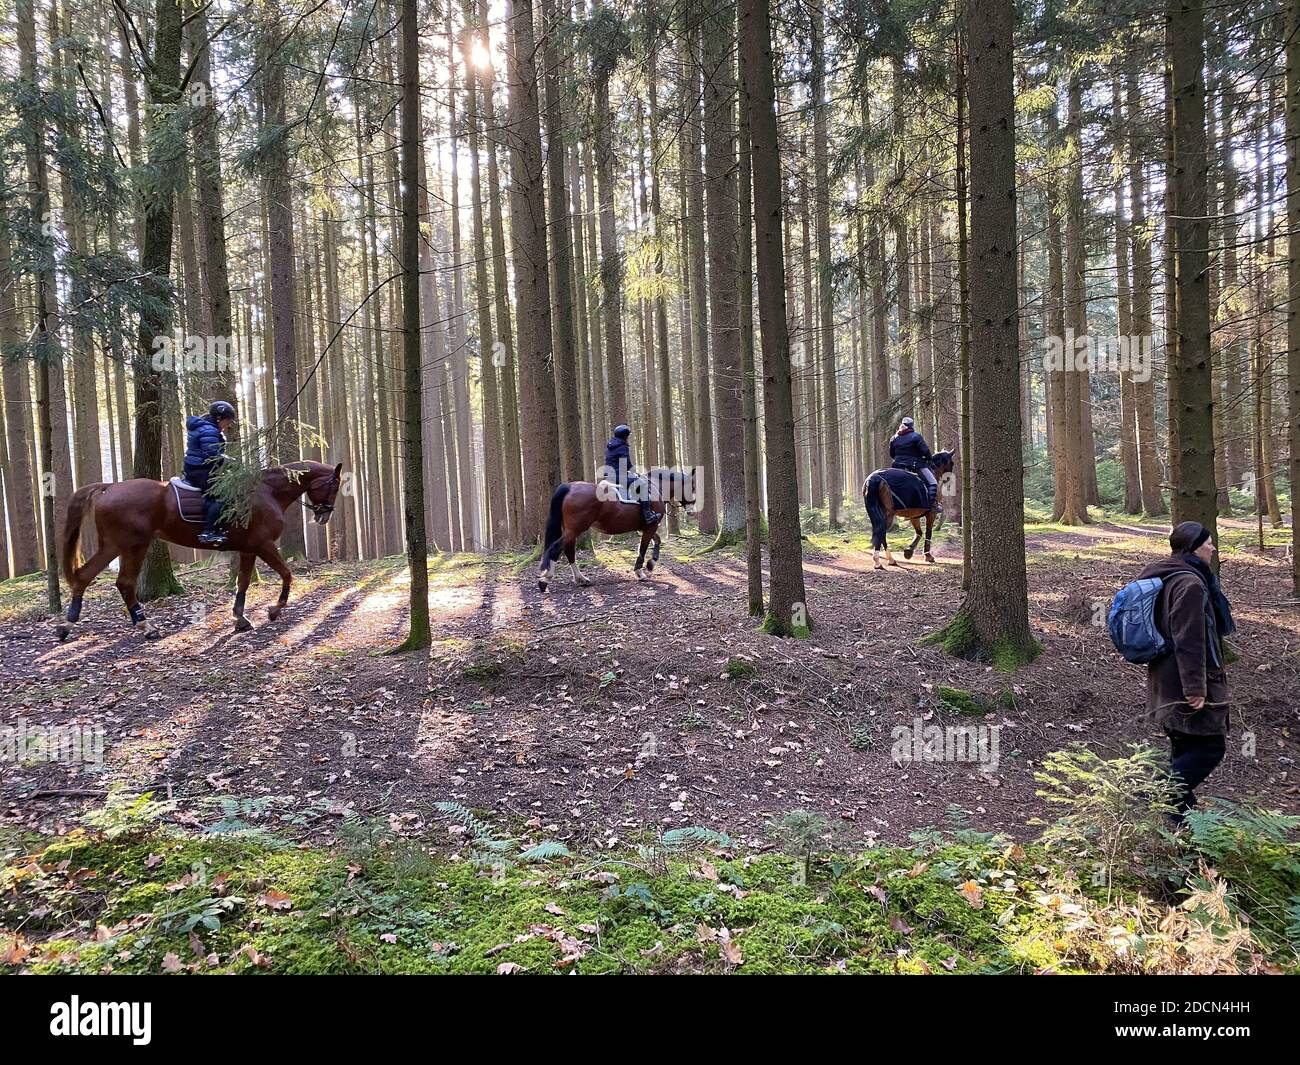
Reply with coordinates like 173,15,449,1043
185,400,237,547
889,417,941,512
604,424,661,527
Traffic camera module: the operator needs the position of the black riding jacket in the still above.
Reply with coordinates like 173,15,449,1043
889,429,932,469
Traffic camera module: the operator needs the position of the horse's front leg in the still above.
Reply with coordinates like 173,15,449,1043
924,512,936,563
634,529,653,580
232,552,256,631
903,517,922,560
257,545,293,621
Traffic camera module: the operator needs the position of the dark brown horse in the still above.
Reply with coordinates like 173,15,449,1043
537,467,696,591
57,461,343,640
861,451,955,569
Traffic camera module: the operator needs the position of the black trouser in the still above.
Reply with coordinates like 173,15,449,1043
621,474,660,526
184,465,223,533
1165,728,1226,814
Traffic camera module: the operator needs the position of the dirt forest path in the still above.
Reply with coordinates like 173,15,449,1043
2,518,1297,848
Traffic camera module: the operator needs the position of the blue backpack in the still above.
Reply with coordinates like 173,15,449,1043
1107,577,1168,663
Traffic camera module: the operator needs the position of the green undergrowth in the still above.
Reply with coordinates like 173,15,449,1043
3,780,1297,975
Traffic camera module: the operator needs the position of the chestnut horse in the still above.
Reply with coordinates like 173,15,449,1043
861,451,955,569
537,467,696,591
57,461,343,640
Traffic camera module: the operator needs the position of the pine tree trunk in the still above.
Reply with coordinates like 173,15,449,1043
131,0,186,602
464,7,506,547
738,64,763,615
947,0,1036,667
482,35,525,541
1287,0,1300,592
505,0,561,538
445,8,481,549
260,19,306,558
1168,0,1218,533
812,5,841,528
739,0,808,636
397,0,430,648
703,4,746,538
0,227,40,575
1127,69,1169,516
685,12,718,532
1114,79,1142,515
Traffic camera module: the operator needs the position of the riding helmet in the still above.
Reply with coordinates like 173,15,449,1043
210,400,237,422
613,424,631,439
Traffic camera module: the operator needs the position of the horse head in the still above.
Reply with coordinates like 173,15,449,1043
650,466,700,515
931,450,955,481
304,462,344,524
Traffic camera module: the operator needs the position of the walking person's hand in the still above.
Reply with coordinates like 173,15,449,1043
1186,694,1205,710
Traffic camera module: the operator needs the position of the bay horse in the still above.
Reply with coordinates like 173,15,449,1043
862,451,955,570
57,461,343,640
537,467,696,591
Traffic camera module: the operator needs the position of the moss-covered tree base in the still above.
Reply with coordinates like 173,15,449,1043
135,540,185,603
760,612,811,639
702,527,746,553
922,610,1041,673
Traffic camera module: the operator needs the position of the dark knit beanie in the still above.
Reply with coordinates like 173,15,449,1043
1169,521,1211,554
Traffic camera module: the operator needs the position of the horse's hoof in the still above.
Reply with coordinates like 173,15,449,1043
873,564,884,572
55,624,70,642
888,561,900,568
537,580,548,593
267,607,281,622
577,578,592,587
925,554,936,564
144,627,162,641
903,549,914,560
234,617,253,633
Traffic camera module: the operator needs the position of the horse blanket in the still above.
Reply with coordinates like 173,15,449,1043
873,467,929,510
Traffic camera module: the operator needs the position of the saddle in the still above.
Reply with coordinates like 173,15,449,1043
169,476,206,523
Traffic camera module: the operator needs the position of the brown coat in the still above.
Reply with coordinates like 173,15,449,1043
1137,556,1229,736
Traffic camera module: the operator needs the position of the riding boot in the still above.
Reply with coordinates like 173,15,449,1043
199,496,227,547
641,501,661,527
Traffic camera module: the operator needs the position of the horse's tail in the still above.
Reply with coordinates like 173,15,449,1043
864,473,888,549
542,483,571,559
63,483,106,583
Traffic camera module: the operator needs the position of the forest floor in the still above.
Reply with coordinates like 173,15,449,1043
1,508,1297,851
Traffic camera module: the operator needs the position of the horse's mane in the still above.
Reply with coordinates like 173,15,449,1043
262,461,333,489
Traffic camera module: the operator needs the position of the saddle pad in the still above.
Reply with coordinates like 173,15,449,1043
170,477,206,523
596,480,643,506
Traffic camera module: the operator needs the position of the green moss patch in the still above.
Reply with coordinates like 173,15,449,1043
3,793,1296,975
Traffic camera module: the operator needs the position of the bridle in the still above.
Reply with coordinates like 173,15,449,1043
302,474,339,518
